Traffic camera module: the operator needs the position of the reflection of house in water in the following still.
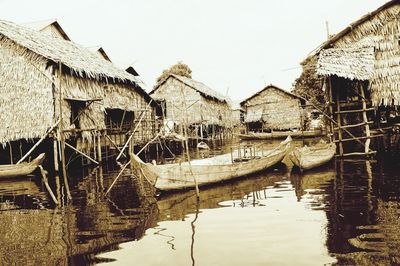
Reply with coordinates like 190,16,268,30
308,159,400,265
240,85,306,132
301,0,400,156
150,74,233,139
0,20,158,166
0,167,158,265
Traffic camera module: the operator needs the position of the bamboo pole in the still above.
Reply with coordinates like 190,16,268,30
335,85,344,156
97,134,102,162
65,142,99,164
58,62,72,200
39,165,58,205
360,84,371,154
53,138,59,171
105,135,127,158
16,119,60,164
9,142,13,164
116,99,153,161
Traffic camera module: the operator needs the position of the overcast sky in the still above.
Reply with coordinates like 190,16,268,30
0,0,388,101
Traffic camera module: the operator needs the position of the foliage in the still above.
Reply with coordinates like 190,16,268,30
292,57,325,105
155,61,192,86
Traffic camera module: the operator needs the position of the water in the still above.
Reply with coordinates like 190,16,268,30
0,140,399,265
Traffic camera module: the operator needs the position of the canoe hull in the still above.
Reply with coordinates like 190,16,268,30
237,130,324,140
0,153,45,179
132,139,291,191
289,143,336,171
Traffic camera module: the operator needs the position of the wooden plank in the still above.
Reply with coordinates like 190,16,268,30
333,134,384,143
336,107,375,114
334,121,373,130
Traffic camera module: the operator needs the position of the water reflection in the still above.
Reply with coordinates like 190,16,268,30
0,166,158,265
0,141,400,265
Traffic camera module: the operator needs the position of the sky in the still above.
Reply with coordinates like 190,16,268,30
0,0,388,101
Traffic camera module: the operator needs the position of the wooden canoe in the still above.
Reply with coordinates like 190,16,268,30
237,130,324,140
0,153,45,179
131,137,292,191
289,142,336,171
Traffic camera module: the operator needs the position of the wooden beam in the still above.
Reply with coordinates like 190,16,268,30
336,107,375,114
65,142,99,165
333,134,384,143
17,119,60,164
334,121,373,130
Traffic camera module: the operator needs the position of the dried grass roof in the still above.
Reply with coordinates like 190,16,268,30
87,46,112,62
152,74,227,103
0,20,145,89
240,84,304,105
305,0,399,59
23,19,71,41
317,46,375,80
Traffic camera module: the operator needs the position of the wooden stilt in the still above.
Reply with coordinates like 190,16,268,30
9,142,13,164
39,165,58,205
97,134,102,162
360,84,371,154
58,62,72,200
53,138,59,171
335,81,344,156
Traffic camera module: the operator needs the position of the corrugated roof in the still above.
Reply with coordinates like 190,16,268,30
0,20,144,88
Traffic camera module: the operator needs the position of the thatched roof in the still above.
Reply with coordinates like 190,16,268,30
87,46,112,62
0,20,144,88
317,47,375,80
240,84,304,106
23,19,71,41
306,0,399,59
152,74,227,103
302,0,400,106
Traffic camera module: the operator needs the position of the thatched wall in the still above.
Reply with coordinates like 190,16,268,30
151,76,232,127
313,2,400,106
0,30,155,145
0,36,54,144
242,87,302,130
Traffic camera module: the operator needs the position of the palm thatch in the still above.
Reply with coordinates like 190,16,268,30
241,85,305,130
152,74,227,103
0,20,154,144
150,74,232,126
304,0,400,106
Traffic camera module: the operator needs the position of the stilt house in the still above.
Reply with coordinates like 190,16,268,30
150,74,232,138
240,85,306,132
0,20,157,164
302,0,400,156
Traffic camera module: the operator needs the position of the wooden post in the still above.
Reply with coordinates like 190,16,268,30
58,62,72,200
53,138,59,171
327,77,335,143
335,83,344,156
97,133,102,162
8,142,13,164
360,84,371,154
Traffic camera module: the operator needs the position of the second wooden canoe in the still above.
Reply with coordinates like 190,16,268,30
289,142,336,171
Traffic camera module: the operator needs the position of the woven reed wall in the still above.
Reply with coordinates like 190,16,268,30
151,77,232,127
243,87,302,130
0,37,54,144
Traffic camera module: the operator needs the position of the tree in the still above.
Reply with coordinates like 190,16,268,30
155,61,192,86
292,56,324,105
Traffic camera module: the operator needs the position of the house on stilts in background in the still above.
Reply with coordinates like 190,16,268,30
240,84,306,132
301,0,400,157
150,74,233,141
0,20,158,168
